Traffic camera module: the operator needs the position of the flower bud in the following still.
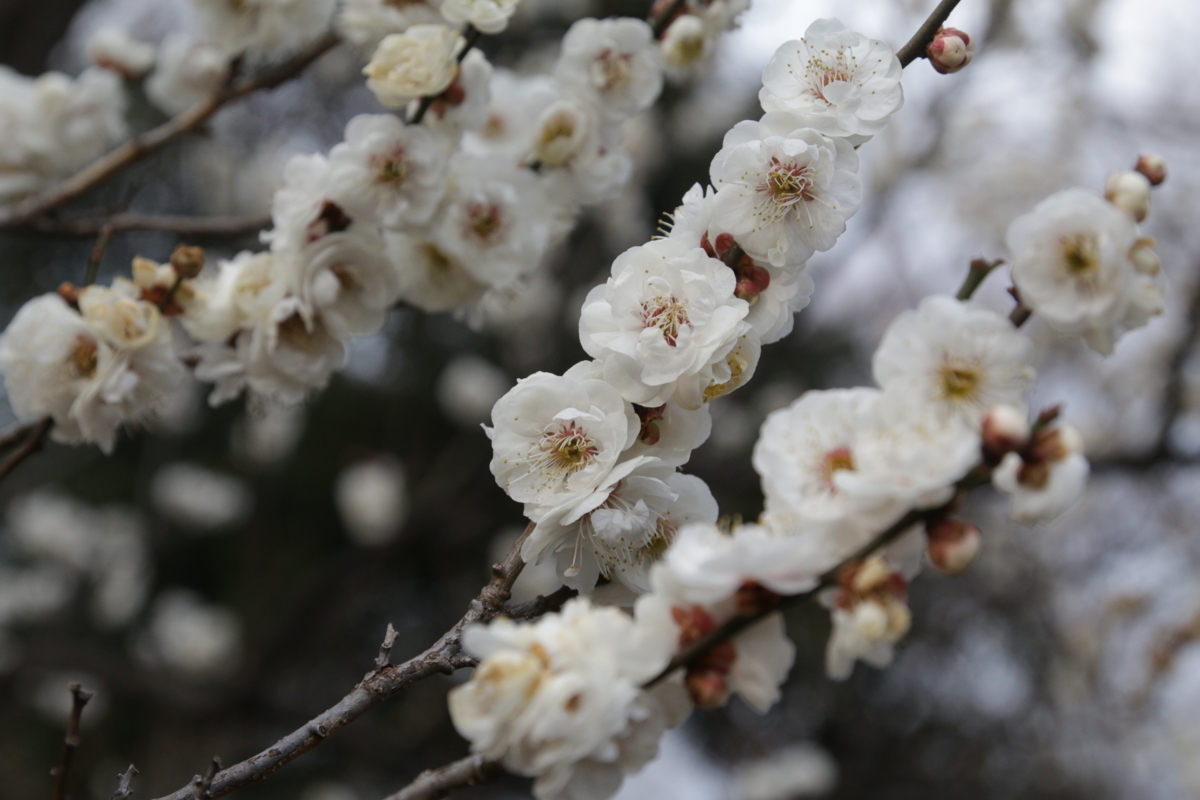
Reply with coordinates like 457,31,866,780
1104,170,1151,222
534,100,591,167
662,14,707,69
170,244,205,279
926,27,975,74
1135,153,1167,187
712,233,737,259
735,278,761,305
926,517,982,574
850,555,891,594
686,669,730,709
1129,237,1161,276
982,404,1030,458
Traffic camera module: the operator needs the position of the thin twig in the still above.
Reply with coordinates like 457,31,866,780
84,225,114,286
192,758,222,800
14,214,271,239
0,31,340,230
0,419,41,452
504,586,577,621
0,417,53,482
376,624,400,669
382,755,504,800
649,0,689,38
51,682,95,800
956,258,1003,301
146,524,534,800
111,766,138,800
408,25,482,126
896,0,966,67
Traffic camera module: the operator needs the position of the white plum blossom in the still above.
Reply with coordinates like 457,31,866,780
417,49,494,136
1006,188,1164,354
666,183,815,343
386,232,489,312
327,114,451,228
993,422,1089,523
754,388,980,571
448,597,689,800
487,371,638,518
635,522,797,712
872,296,1036,430
86,26,156,78
434,156,553,289
440,0,520,34
364,24,462,109
190,0,337,60
336,0,443,51
0,288,186,453
556,18,664,123
335,456,409,546
462,70,558,161
710,112,862,268
822,554,912,679
145,35,232,116
265,153,340,253
1104,170,1151,222
536,106,634,206
660,15,708,71
758,18,903,145
579,238,751,409
181,250,282,344
524,459,719,596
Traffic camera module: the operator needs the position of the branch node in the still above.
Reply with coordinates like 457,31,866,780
111,765,138,800
375,623,399,668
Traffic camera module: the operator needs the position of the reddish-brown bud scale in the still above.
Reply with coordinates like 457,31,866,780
686,670,730,709
713,233,736,258
1135,154,1167,187
926,518,983,574
734,581,782,616
56,282,81,309
927,27,975,74
700,232,716,258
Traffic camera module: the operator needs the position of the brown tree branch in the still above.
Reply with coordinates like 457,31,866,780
897,0,966,67
504,585,577,621
145,524,534,800
649,0,689,38
51,682,95,800
13,214,271,239
0,417,53,482
381,755,504,800
0,31,340,230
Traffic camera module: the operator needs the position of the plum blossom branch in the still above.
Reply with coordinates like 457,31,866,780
649,0,690,38
956,257,1003,301
896,0,966,67
0,31,341,231
51,682,95,800
0,417,53,482
144,524,534,800
381,754,504,800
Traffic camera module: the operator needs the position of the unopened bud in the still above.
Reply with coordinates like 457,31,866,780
1129,237,1161,276
1104,170,1151,222
56,281,81,308
713,233,736,259
883,597,912,639
662,14,707,69
735,278,761,304
686,669,730,709
850,555,892,594
926,27,975,74
534,100,590,167
169,245,205,279
926,518,982,574
1135,153,1167,187
982,404,1031,458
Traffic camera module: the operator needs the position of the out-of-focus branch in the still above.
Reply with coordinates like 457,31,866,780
0,31,340,230
146,524,534,800
13,213,271,239
111,765,139,800
897,0,966,67
51,682,95,800
0,417,53,482
1150,272,1200,458
504,585,577,621
381,755,504,800
956,258,1003,301
649,0,689,38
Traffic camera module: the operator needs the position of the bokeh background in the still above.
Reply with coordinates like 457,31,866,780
4,1,1200,798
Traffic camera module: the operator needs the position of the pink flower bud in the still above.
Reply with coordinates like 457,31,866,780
926,518,982,574
1104,170,1151,222
982,404,1031,459
735,278,761,305
1135,153,1167,187
713,233,736,259
686,669,730,709
927,27,975,74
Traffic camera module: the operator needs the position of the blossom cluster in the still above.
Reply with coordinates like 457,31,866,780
453,17,1170,800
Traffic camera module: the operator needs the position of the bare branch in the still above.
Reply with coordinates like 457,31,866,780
0,417,53,482
51,682,95,800
146,524,534,800
504,586,577,621
649,0,689,38
381,755,504,800
956,258,1003,301
0,419,43,452
192,758,222,800
0,31,340,230
13,214,271,239
897,0,966,67
84,224,114,286
376,624,400,669
111,766,139,800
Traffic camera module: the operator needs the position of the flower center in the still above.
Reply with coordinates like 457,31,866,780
641,295,690,346
805,50,857,103
938,363,980,400
1061,233,1101,276
537,421,599,475
592,49,633,93
70,335,99,377
465,202,504,242
372,148,409,188
822,446,856,489
759,158,815,209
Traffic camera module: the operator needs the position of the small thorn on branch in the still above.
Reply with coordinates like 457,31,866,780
51,682,95,800
192,756,222,800
376,623,399,668
111,765,138,800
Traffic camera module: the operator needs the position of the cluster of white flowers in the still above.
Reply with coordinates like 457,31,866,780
0,66,127,203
